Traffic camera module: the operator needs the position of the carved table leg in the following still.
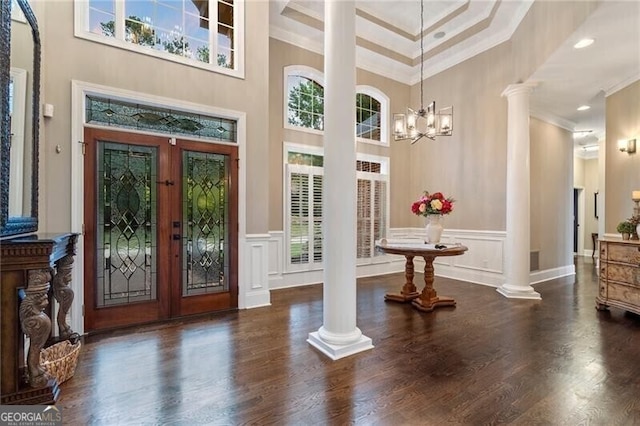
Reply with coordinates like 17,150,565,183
412,255,456,312
19,269,53,388
385,255,420,302
52,254,75,339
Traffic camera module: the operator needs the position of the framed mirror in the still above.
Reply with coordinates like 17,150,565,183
0,0,40,237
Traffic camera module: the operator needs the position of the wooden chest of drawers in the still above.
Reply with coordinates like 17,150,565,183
596,238,640,315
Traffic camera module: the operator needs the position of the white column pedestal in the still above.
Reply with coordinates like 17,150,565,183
497,83,540,301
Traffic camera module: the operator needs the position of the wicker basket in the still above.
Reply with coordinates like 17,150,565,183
40,340,81,385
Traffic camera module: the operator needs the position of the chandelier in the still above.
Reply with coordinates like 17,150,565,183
393,0,453,144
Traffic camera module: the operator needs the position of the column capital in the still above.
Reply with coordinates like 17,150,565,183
502,82,537,98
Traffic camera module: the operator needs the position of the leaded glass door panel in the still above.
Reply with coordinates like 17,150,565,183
170,139,238,317
84,128,238,332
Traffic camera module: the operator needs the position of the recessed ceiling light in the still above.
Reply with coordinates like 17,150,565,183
573,38,594,49
577,105,590,111
434,31,445,39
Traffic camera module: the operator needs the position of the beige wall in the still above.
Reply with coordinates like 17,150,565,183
530,118,574,269
605,80,640,233
39,0,270,234
574,156,585,187
405,42,512,231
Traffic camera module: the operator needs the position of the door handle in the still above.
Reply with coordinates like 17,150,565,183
156,180,175,186
173,234,181,240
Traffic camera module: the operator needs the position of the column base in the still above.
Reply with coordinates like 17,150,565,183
496,284,541,300
307,331,373,360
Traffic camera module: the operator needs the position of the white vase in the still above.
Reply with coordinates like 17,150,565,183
425,214,444,243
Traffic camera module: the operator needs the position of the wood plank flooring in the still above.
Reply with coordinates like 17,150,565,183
58,257,640,425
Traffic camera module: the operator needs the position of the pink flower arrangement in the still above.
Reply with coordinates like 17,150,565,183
411,191,455,216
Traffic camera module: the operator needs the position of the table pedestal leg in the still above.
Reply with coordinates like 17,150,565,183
412,255,456,312
385,255,420,302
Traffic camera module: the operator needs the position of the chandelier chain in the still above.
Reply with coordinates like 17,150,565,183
419,0,424,112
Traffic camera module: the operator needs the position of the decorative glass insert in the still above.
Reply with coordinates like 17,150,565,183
183,150,230,295
97,142,158,307
86,95,237,142
85,0,237,69
356,93,381,141
287,75,324,131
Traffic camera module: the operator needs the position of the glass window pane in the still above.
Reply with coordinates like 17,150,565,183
218,1,233,27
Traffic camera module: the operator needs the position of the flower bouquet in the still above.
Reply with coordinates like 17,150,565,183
411,191,455,217
411,191,455,244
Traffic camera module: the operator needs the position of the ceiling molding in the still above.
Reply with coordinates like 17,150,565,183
604,71,640,97
530,109,576,132
269,25,323,57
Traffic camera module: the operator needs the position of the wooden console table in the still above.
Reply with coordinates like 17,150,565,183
377,241,468,312
1,233,78,405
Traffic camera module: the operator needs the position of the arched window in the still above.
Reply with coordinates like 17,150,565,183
284,66,325,132
356,86,389,146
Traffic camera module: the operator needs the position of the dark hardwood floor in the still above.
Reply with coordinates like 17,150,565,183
58,256,640,425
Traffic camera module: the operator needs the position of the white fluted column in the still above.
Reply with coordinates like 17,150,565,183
307,0,373,359
497,84,541,300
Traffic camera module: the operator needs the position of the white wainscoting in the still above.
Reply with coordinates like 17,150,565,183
260,227,576,293
241,234,271,308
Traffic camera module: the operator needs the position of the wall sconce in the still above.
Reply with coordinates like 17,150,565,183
618,138,636,154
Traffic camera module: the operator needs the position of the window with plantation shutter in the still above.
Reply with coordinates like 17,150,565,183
285,147,388,271
356,161,387,262
287,164,324,269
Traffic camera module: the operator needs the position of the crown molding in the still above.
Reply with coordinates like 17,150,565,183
604,71,640,97
530,109,576,132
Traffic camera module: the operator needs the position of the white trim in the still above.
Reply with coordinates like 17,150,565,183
604,71,640,97
530,264,575,285
243,234,272,308
355,85,390,147
70,80,248,333
73,0,245,79
529,109,576,132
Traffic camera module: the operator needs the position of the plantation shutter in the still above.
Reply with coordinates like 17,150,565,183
287,164,324,269
356,160,388,261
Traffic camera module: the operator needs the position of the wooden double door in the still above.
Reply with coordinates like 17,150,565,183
83,128,238,332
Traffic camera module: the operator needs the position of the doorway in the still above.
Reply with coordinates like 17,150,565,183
83,128,238,332
573,188,579,253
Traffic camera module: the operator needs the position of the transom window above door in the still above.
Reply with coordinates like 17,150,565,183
75,0,244,77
